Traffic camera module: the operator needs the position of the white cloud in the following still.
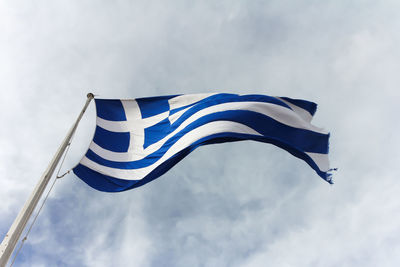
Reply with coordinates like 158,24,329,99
1,0,400,266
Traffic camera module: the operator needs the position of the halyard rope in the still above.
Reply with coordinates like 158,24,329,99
9,133,76,267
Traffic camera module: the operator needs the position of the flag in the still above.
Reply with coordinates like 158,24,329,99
73,93,332,192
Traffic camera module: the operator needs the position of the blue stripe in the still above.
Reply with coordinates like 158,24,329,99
169,102,197,115
136,95,179,118
93,126,130,153
143,118,171,149
74,94,332,192
86,110,328,169
142,93,293,148
73,164,139,192
167,94,291,131
95,99,127,121
74,131,330,192
193,93,291,110
170,94,292,116
88,94,304,167
280,97,317,116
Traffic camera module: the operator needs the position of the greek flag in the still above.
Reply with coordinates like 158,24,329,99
73,93,332,192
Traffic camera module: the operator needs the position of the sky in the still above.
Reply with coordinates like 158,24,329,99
1,0,400,266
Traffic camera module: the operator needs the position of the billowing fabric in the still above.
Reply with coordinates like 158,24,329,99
73,93,332,192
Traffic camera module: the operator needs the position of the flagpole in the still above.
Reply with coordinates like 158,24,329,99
0,93,94,267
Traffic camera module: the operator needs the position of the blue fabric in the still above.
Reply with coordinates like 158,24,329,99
74,164,139,192
95,99,126,121
143,118,171,149
93,126,130,153
280,97,317,116
84,110,328,170
75,131,330,192
136,95,178,118
73,93,332,192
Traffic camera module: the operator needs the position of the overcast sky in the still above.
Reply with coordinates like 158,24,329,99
1,0,400,266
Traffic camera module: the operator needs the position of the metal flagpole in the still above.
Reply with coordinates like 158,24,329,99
0,93,94,267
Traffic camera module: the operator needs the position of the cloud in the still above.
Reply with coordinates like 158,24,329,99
1,0,400,266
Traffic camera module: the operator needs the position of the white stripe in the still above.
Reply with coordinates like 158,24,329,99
168,105,191,124
276,97,314,123
96,117,131,132
168,93,216,110
306,152,330,172
98,99,318,133
90,101,329,162
142,111,169,127
97,100,327,136
96,111,169,131
89,141,147,161
121,100,144,152
81,121,262,180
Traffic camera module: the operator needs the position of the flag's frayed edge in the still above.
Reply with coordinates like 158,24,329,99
326,168,338,184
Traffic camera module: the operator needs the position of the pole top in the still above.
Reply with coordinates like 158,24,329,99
87,93,95,99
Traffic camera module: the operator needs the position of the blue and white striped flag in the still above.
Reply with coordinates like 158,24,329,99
73,93,332,192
